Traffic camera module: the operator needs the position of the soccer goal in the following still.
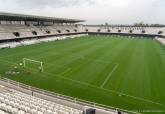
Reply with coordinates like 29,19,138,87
23,58,44,72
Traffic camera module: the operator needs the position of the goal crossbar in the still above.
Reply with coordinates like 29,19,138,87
23,58,44,72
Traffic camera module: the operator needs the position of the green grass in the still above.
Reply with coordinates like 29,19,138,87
0,36,165,113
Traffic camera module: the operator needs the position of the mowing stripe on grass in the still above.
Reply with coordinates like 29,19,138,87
58,68,72,76
1,58,165,108
22,66,165,108
100,64,119,88
101,89,165,108
49,71,165,108
1,37,165,111
29,67,165,108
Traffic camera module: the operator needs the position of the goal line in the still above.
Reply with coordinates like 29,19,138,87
23,58,44,72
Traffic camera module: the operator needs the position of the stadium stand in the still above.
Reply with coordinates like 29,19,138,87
0,12,164,45
83,26,165,36
0,12,128,114
0,24,83,40
0,77,124,114
0,34,87,49
0,12,165,114
0,86,83,114
156,37,165,45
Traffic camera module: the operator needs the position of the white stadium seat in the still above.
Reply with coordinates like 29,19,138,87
0,88,83,114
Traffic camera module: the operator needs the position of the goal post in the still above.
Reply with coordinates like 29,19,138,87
23,58,44,72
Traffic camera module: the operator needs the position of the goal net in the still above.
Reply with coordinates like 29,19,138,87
23,58,44,72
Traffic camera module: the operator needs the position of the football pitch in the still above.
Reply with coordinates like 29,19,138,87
0,36,165,113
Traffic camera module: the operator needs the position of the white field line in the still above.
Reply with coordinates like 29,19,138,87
58,68,72,76
100,88,165,108
4,38,97,61
100,64,119,88
41,53,119,71
26,50,119,67
0,45,49,59
32,69,165,108
0,38,79,60
1,59,165,108
0,47,119,71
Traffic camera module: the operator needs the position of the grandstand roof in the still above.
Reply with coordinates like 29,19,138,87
0,12,84,23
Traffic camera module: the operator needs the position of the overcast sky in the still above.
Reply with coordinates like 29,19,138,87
0,0,164,24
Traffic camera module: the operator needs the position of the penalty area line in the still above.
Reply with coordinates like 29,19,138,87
37,70,165,108
1,59,165,108
101,88,165,107
58,68,72,76
100,64,119,88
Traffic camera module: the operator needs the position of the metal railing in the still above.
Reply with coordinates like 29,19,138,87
0,76,137,114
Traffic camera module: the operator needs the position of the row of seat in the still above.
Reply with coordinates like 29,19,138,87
0,88,83,114
0,34,86,49
0,24,80,40
84,27,165,35
0,24,165,41
156,37,165,45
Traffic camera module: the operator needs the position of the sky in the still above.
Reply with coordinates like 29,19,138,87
0,0,164,25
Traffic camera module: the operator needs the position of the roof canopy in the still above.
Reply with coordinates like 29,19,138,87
0,12,84,23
